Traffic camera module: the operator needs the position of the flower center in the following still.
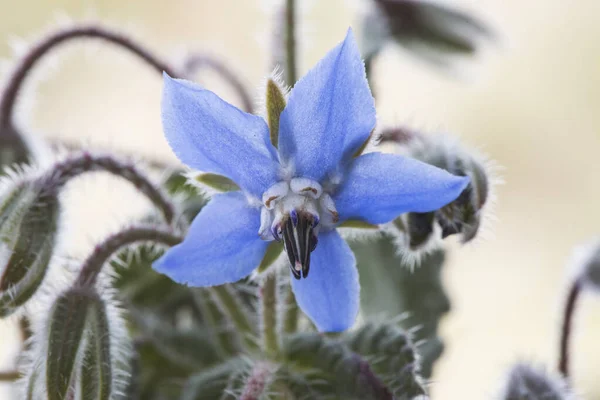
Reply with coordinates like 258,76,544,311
258,178,339,279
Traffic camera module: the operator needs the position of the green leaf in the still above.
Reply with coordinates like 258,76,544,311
351,235,448,378
283,333,396,400
257,241,283,273
194,173,240,192
180,358,250,400
266,78,287,148
344,322,427,398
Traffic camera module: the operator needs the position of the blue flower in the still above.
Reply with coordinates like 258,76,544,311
154,28,469,332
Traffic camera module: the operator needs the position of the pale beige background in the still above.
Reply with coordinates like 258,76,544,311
1,0,600,399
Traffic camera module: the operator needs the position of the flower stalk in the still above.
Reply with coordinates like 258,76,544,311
0,24,176,129
283,286,299,334
40,153,175,224
260,274,280,356
284,0,297,86
558,278,582,378
74,226,182,287
210,285,257,351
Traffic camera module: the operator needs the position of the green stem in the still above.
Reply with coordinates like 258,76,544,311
285,0,297,86
210,285,256,351
261,274,280,356
283,285,299,334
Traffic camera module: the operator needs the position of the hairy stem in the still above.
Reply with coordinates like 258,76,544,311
40,153,175,224
558,279,582,378
283,285,299,334
260,274,280,356
183,54,254,113
285,0,297,86
0,24,176,129
210,285,257,351
75,226,182,287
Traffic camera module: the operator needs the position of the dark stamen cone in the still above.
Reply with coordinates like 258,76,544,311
282,211,317,279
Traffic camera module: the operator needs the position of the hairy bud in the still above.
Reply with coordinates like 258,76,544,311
0,176,59,317
46,288,102,400
499,363,577,400
382,131,497,247
0,124,31,172
569,238,600,291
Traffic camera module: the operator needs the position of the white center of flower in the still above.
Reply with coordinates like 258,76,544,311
258,177,339,279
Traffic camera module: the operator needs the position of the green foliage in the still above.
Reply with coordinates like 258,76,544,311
352,236,448,378
0,3,499,397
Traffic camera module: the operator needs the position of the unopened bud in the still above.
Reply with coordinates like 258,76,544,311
46,288,101,400
499,363,577,400
0,177,59,317
401,133,496,244
0,124,31,172
570,238,600,291
79,296,113,400
362,0,494,65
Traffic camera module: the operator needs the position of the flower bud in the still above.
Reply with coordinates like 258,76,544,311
570,238,600,291
499,363,577,400
0,124,31,171
0,176,59,317
395,132,497,245
46,288,101,400
361,0,494,65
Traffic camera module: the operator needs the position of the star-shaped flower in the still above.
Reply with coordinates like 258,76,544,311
154,29,468,332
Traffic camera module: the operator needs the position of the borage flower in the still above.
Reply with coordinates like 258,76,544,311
154,29,468,332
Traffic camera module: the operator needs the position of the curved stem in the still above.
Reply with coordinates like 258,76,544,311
75,225,181,287
39,153,175,224
183,54,254,113
210,285,257,351
260,274,280,356
284,0,297,86
558,279,582,378
0,25,176,129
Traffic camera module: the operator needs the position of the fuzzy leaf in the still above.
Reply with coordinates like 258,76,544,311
344,321,427,398
351,236,448,378
180,358,250,400
194,173,240,192
266,78,287,148
283,333,396,400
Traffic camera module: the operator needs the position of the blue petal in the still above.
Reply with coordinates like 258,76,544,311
334,153,470,224
291,230,359,332
162,73,280,197
153,192,268,286
278,28,376,181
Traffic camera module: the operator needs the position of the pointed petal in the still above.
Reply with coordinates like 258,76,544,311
334,153,470,224
291,230,359,332
153,192,268,286
278,28,376,181
162,73,280,197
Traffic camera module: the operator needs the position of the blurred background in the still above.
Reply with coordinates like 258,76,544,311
1,0,600,398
